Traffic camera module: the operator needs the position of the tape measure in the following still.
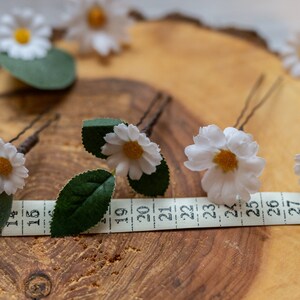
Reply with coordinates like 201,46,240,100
1,192,299,236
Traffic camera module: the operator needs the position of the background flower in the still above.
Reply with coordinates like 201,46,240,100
63,0,133,56
184,125,265,205
0,139,28,195
281,33,300,77
0,9,52,60
102,123,162,180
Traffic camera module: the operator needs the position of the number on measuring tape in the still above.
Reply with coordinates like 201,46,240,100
287,201,300,216
136,206,151,222
246,201,260,217
180,205,195,220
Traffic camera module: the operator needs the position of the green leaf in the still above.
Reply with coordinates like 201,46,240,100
0,192,13,232
128,158,170,197
82,118,124,159
51,169,115,237
0,48,76,90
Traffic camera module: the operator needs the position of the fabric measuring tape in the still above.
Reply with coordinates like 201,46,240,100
1,192,299,236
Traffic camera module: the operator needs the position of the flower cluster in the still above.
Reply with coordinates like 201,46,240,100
102,123,162,180
184,125,265,205
0,9,51,60
63,0,132,56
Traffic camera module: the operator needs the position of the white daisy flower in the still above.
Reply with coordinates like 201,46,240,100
281,33,300,77
0,139,28,195
0,9,52,60
294,154,300,180
63,0,133,56
184,125,265,205
101,124,162,180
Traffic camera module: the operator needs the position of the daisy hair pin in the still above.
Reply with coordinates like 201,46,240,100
0,112,60,232
63,0,133,56
50,92,171,237
184,75,282,206
0,8,75,90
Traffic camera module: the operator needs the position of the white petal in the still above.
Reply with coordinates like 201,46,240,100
29,45,48,59
184,144,215,162
137,134,151,146
184,145,215,171
201,167,223,193
92,33,119,56
199,125,226,148
237,173,261,194
290,63,300,77
104,133,123,145
235,183,251,202
128,161,143,180
282,55,299,69
227,131,258,158
7,44,23,59
143,142,160,154
184,159,213,172
281,45,296,56
138,157,156,175
218,173,239,205
294,164,300,176
115,160,129,177
17,9,34,26
3,180,15,195
31,15,47,30
223,127,239,138
31,38,51,51
114,123,129,141
204,169,238,205
10,174,26,187
0,26,12,36
34,26,52,38
1,14,16,28
295,154,300,164
192,135,211,150
106,152,125,169
238,157,265,176
142,151,162,166
101,144,122,156
0,38,15,51
19,47,36,60
127,124,140,141
13,167,29,178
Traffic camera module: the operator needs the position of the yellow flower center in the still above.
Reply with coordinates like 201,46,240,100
14,28,31,44
0,157,13,177
213,149,238,173
123,141,144,160
87,5,107,29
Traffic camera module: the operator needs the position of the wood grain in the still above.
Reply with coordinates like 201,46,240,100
0,20,299,299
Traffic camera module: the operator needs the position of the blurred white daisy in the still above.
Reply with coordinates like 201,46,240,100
102,124,162,180
63,0,133,56
281,33,300,77
184,125,265,205
0,9,52,60
0,139,28,195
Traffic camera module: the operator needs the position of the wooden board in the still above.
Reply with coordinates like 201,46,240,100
0,20,299,299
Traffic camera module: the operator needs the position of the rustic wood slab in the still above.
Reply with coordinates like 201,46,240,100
0,20,299,300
